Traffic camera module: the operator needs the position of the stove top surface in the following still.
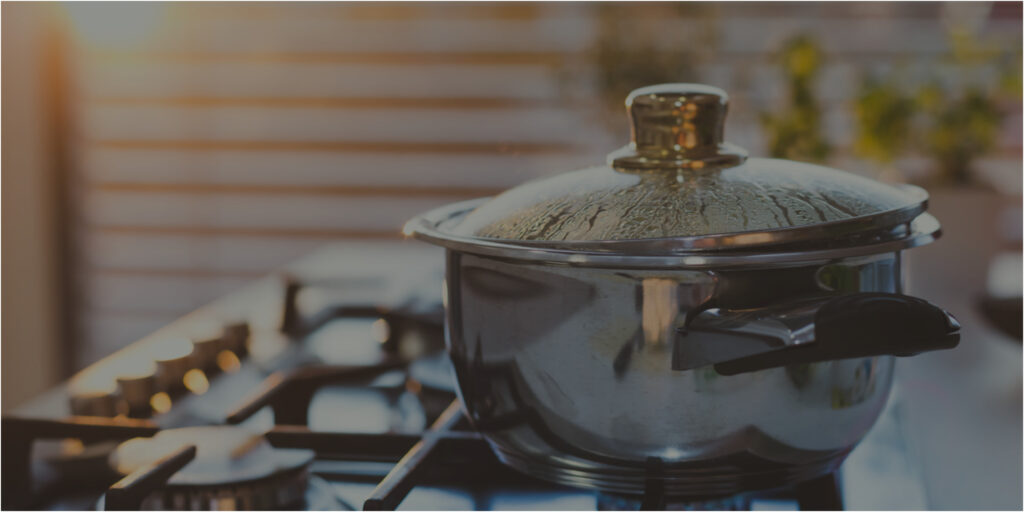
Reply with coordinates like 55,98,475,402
4,243,929,511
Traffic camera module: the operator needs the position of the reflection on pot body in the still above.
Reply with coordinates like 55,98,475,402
446,251,899,496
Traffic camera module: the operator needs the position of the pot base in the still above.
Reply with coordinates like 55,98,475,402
490,443,850,499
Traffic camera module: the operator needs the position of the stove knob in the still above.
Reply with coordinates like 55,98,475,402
117,370,157,417
154,337,195,392
69,391,119,417
189,320,228,369
192,336,223,371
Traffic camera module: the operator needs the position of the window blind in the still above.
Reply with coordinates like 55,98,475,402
62,2,1021,367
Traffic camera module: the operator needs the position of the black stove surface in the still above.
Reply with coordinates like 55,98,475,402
2,243,928,511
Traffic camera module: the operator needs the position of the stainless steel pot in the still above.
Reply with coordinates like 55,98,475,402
405,84,959,498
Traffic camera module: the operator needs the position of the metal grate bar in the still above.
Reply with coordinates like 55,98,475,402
795,472,844,510
362,401,464,510
104,444,197,510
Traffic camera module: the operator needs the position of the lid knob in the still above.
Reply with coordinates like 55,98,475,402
609,83,748,171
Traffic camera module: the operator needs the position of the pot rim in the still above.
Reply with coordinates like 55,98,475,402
404,198,941,269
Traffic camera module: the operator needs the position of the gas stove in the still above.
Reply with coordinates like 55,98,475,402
3,243,930,510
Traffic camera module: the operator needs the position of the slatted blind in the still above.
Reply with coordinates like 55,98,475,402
62,2,1021,367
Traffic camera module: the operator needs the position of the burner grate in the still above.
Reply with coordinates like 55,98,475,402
2,412,843,510
2,275,843,511
1,416,160,509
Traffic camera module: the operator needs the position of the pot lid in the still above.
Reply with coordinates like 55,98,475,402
448,84,927,250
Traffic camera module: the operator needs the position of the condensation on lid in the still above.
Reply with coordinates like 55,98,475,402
452,158,922,243
449,83,925,246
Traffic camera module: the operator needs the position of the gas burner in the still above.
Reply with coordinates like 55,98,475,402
102,426,333,510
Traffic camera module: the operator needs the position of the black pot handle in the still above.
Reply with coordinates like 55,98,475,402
711,293,960,376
